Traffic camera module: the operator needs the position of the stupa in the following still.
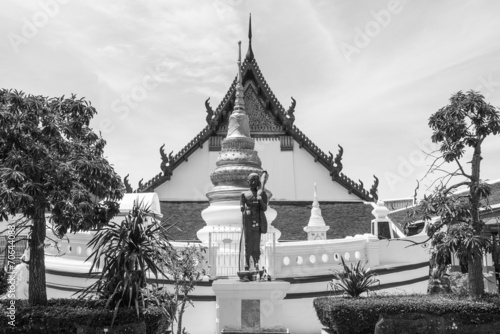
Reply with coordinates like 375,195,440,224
303,183,330,240
196,40,279,243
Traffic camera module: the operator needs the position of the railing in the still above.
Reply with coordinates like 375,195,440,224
272,234,380,278
208,229,276,278
44,230,94,260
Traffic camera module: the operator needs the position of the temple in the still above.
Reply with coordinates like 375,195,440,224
131,16,380,242
9,15,500,334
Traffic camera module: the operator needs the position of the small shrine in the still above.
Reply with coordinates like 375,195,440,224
303,183,330,241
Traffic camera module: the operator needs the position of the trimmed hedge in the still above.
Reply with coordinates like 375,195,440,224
0,298,167,334
314,294,500,334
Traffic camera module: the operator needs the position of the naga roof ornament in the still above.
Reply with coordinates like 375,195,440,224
205,98,217,129
123,174,133,193
370,175,379,202
329,145,343,177
159,144,174,179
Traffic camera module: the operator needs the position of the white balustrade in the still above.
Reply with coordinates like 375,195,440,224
273,234,379,278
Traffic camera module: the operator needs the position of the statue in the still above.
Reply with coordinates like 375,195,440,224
240,171,268,271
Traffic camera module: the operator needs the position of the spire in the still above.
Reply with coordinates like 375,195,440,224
304,183,329,240
313,182,318,204
310,183,323,218
246,13,254,61
234,41,245,114
237,41,242,85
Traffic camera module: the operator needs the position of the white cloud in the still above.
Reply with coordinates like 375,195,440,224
1,0,500,198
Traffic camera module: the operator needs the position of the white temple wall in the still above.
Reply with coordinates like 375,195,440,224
256,138,362,201
154,137,362,202
154,145,218,201
377,233,429,264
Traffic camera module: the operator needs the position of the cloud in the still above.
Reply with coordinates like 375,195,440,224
2,0,500,198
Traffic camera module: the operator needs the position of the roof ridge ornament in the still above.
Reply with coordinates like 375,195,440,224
123,174,133,193
246,13,254,61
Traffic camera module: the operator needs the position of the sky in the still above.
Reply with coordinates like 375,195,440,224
1,0,500,201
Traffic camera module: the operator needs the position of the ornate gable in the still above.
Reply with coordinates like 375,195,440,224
216,83,285,135
136,46,378,202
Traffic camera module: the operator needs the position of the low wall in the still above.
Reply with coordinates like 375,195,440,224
41,229,431,334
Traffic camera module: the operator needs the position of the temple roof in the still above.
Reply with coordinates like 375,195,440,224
136,55,378,201
388,179,500,230
160,201,374,241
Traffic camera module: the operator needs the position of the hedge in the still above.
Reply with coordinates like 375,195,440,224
0,298,168,334
314,294,500,334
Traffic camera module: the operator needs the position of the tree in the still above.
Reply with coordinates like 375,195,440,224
0,89,123,305
420,90,500,297
144,244,206,334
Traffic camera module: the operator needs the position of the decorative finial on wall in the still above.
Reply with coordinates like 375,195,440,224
246,13,254,61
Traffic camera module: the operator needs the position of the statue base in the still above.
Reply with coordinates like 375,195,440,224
213,279,290,334
236,270,264,282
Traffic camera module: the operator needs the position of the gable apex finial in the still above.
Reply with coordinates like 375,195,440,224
246,13,254,61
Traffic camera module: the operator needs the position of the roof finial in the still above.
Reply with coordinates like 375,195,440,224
246,13,254,61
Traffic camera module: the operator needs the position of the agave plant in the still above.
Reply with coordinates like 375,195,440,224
329,257,379,298
79,201,174,325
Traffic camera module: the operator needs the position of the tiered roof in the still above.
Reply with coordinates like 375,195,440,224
134,25,378,202
388,179,500,232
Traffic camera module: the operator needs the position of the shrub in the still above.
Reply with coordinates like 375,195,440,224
0,298,167,333
329,258,379,298
314,294,500,334
449,272,469,296
79,201,174,326
143,244,207,334
0,267,8,296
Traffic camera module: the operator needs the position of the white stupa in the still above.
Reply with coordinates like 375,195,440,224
303,183,330,240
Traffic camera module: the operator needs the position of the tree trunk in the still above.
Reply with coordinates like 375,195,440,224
28,208,47,306
176,293,187,334
467,251,484,297
467,143,484,297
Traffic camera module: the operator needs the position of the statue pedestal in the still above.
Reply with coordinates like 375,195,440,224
213,279,290,334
